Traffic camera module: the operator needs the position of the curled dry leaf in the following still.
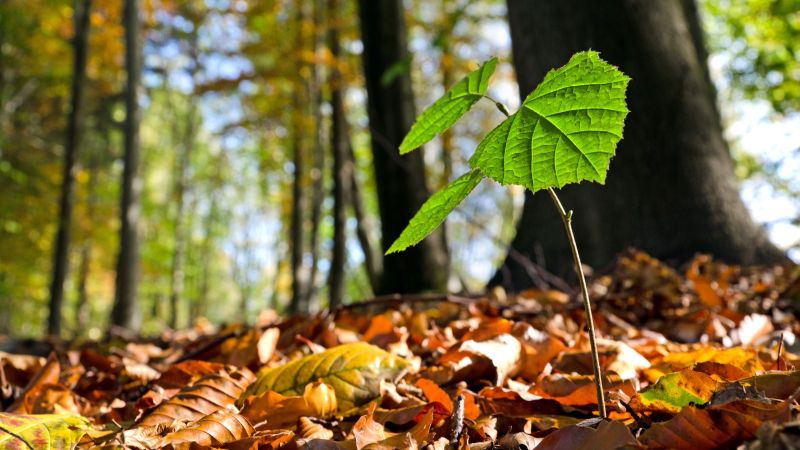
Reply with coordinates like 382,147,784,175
158,409,255,447
8,353,60,414
242,380,338,429
136,365,254,428
298,416,334,440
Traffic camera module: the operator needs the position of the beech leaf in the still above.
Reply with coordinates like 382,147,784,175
242,342,408,411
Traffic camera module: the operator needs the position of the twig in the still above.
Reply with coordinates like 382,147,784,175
546,188,607,418
777,331,785,371
449,394,465,447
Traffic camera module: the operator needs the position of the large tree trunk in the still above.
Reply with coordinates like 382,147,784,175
47,0,91,337
357,0,449,294
111,0,142,331
494,0,786,289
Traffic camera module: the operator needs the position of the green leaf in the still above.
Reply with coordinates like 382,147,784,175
399,58,498,154
634,370,718,413
0,413,91,449
386,169,484,254
470,51,630,191
240,342,408,411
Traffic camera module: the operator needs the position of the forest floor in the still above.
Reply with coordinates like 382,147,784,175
1,250,799,449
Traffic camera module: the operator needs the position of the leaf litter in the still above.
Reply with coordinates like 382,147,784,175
0,250,799,449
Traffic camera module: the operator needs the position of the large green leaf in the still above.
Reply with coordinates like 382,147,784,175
399,58,498,154
470,51,629,192
241,342,408,411
386,169,484,254
0,413,90,449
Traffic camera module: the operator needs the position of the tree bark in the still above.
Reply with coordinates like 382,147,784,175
357,0,449,294
494,0,786,289
328,0,349,309
47,0,92,337
111,0,143,331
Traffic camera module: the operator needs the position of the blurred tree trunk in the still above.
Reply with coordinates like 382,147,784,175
494,0,786,289
111,0,143,331
288,4,311,314
196,194,217,320
47,0,92,337
328,0,348,309
168,52,198,329
74,118,106,333
348,143,380,293
357,0,449,294
305,0,326,309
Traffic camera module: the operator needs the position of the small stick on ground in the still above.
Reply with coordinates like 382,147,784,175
777,331,785,371
449,394,465,448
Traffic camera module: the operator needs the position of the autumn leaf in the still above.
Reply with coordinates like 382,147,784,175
243,342,408,411
136,365,255,428
158,409,255,447
0,412,90,449
638,399,792,450
534,418,638,450
632,370,719,413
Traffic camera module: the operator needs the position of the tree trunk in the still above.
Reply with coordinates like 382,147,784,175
168,92,197,330
494,0,786,289
304,0,326,309
47,0,91,337
328,0,349,309
111,0,142,331
288,3,311,314
74,125,102,334
348,142,380,294
357,0,449,294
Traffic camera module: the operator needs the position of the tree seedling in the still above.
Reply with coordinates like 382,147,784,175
388,51,631,418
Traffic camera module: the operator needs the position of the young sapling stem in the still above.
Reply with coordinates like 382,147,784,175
545,188,607,419
493,98,607,419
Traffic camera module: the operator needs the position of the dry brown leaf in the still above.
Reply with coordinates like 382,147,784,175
136,365,254,428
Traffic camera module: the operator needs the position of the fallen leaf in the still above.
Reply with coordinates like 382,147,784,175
638,399,792,449
631,370,718,413
244,343,408,411
159,409,255,447
0,412,90,448
534,418,638,450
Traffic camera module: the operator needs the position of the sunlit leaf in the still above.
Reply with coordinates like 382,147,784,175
470,51,629,192
242,343,408,411
0,413,90,449
386,169,484,254
399,58,498,154
632,370,719,413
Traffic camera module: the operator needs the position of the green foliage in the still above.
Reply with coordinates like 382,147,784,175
242,342,408,411
387,169,484,253
0,413,90,448
636,371,717,413
470,51,629,191
704,0,800,113
399,58,498,154
390,51,630,253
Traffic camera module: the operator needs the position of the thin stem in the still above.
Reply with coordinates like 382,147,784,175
486,96,607,417
547,187,607,418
